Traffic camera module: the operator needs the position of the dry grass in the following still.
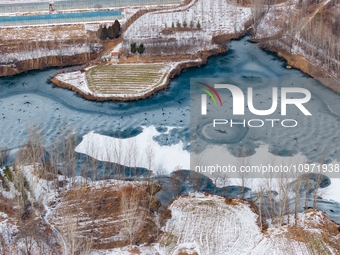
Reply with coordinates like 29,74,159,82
177,252,199,255
224,198,242,205
128,247,142,254
285,210,340,254
85,63,171,95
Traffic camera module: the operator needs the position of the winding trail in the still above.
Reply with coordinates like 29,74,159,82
42,196,68,254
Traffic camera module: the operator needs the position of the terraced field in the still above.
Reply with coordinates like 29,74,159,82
85,64,173,95
159,196,263,255
159,195,314,255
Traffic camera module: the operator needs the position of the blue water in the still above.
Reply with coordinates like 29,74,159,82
0,10,122,26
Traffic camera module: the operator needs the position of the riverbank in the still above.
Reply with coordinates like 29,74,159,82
0,23,104,77
252,0,340,93
257,42,340,94
0,51,98,77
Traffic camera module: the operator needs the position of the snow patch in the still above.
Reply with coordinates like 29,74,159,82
75,126,190,172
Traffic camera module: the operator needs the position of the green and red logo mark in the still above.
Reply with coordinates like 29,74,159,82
199,82,223,107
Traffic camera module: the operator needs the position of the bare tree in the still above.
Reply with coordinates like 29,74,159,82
119,184,146,246
62,216,93,254
276,172,290,226
0,147,9,168
146,143,155,179
236,148,251,200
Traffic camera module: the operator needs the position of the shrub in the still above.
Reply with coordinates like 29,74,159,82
0,174,10,191
130,42,137,54
99,20,120,40
4,166,13,182
196,21,201,29
137,43,145,54
23,176,30,191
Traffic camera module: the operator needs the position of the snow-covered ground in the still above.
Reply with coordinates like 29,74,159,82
0,24,87,41
55,70,91,94
0,165,158,254
75,126,190,171
90,246,159,255
0,165,338,254
4,44,94,62
123,0,251,54
125,0,251,40
84,195,339,254
159,195,262,254
85,194,335,254
0,24,102,64
157,195,323,255
255,0,339,79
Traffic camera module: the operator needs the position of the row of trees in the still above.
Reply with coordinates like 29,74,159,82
166,20,201,29
98,20,121,40
123,36,211,56
192,148,329,229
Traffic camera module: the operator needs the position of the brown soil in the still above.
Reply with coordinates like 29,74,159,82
49,181,161,249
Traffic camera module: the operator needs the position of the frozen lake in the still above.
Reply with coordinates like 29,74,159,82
1,36,340,166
